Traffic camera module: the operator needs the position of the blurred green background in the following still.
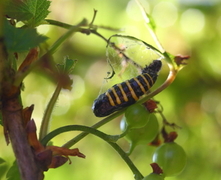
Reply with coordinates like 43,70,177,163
1,0,221,179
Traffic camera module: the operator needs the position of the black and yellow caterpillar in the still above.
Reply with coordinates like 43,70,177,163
92,60,162,117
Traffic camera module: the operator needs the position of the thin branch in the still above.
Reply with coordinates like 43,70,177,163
39,83,62,140
62,110,124,148
41,125,143,180
89,9,98,27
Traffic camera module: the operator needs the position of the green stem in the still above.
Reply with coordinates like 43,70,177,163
45,19,120,32
48,25,81,55
45,19,84,29
118,127,129,138
39,83,62,140
127,142,137,156
62,110,124,148
40,125,143,180
109,142,143,180
41,125,113,145
89,9,98,27
109,34,163,55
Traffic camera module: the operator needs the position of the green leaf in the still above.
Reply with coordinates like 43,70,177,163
0,158,7,180
4,20,48,52
26,0,51,26
0,158,6,164
6,161,21,180
5,0,51,27
5,0,33,22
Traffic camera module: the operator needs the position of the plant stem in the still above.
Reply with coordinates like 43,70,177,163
2,104,44,180
41,125,143,180
39,83,62,140
1,56,44,180
48,25,82,55
62,110,124,148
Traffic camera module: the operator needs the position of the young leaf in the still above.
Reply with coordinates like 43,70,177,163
3,20,48,52
5,0,51,27
64,57,77,73
57,57,77,74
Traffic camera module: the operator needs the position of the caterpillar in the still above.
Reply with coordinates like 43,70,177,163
92,60,162,117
